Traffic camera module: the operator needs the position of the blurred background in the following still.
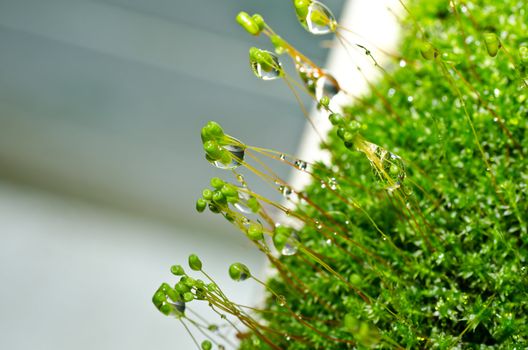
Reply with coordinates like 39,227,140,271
0,0,345,349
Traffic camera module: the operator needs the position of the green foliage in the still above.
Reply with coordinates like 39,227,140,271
153,0,528,348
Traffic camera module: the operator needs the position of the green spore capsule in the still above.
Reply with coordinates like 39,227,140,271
420,41,437,60
329,112,343,125
203,141,222,160
201,121,224,143
183,291,194,303
152,290,166,308
212,190,225,204
196,199,207,213
208,203,220,214
188,254,203,271
293,0,311,18
174,281,190,294
252,14,265,31
221,183,238,198
319,96,330,108
236,11,261,36
483,32,501,57
211,140,245,170
249,47,283,80
170,265,185,276
201,340,212,350
247,222,264,241
202,188,213,200
229,262,251,281
210,177,224,189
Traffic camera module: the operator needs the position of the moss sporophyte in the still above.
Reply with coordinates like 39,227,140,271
153,0,528,348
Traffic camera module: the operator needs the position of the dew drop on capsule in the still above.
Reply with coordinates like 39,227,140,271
301,1,337,35
277,295,287,306
250,50,283,80
212,142,245,170
282,232,300,256
315,73,340,102
233,190,252,214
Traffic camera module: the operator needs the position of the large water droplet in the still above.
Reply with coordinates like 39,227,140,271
251,50,283,80
363,142,406,190
212,142,245,170
282,232,300,256
300,1,337,35
315,73,340,102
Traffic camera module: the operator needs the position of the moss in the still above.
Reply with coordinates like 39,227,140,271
154,0,528,348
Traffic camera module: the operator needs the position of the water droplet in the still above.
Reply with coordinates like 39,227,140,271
294,159,308,171
399,59,407,67
279,153,286,160
171,301,186,315
250,50,283,80
362,142,406,190
315,73,340,102
297,1,337,35
328,177,337,190
314,219,323,230
325,238,332,245
282,232,300,256
277,295,287,306
285,334,291,341
236,174,247,187
233,190,252,214
212,140,245,170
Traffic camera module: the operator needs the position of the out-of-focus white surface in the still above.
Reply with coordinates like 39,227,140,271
0,181,264,350
291,0,403,190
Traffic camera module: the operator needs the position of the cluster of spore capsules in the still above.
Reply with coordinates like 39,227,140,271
153,0,528,349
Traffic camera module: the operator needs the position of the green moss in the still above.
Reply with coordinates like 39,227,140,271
154,0,527,348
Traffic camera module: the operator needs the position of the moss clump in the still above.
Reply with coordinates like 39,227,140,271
154,0,527,348
239,0,527,348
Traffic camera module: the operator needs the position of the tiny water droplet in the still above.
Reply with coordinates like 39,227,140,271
279,153,286,160
325,238,332,245
236,174,247,186
294,159,308,171
314,219,323,230
285,334,291,341
250,50,282,80
399,59,407,67
298,1,337,35
277,295,287,306
328,177,337,190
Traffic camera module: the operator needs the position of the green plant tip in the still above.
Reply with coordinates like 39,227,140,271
483,32,500,57
170,265,185,276
201,121,224,143
203,140,222,160
196,198,207,213
236,11,261,36
294,0,311,18
252,14,265,31
210,177,224,189
420,41,437,60
183,291,194,303
229,262,251,282
247,222,264,241
319,96,330,108
188,254,202,271
202,188,213,200
221,183,238,198
201,340,212,350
